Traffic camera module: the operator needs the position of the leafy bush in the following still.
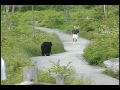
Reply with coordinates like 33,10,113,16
1,5,119,84
1,18,64,84
35,6,119,66
38,71,56,84
64,76,92,85
38,61,92,85
103,69,119,79
48,60,73,75
83,35,119,65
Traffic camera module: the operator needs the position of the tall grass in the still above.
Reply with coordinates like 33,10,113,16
1,5,119,84
34,5,119,65
103,69,119,79
1,14,64,84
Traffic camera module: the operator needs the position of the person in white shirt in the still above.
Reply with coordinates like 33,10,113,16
1,57,6,81
72,26,79,44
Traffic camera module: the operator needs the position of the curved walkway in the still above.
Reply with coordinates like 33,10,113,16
31,27,119,85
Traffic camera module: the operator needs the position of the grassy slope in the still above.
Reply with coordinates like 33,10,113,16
36,5,119,65
1,5,119,84
1,12,64,84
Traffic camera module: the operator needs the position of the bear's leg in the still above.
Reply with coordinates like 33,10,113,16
42,51,45,56
46,53,50,56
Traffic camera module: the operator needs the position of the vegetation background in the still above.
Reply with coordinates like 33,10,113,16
1,5,119,84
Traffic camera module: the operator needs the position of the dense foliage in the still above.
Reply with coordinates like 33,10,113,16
1,7,64,84
1,5,119,84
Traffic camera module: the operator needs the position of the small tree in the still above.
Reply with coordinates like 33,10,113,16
48,60,73,76
48,60,73,85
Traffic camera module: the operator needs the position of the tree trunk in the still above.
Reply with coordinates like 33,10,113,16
17,5,22,11
103,5,108,18
6,5,9,15
63,5,71,22
12,5,15,13
6,5,11,30
32,5,34,30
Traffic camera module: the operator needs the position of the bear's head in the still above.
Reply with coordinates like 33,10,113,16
49,42,52,47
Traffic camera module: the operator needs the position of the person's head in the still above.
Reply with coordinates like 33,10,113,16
74,26,77,29
74,26,78,29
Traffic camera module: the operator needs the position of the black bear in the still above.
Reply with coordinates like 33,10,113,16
41,42,52,56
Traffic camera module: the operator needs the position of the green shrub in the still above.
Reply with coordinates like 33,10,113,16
48,60,73,75
103,69,119,79
38,62,92,85
64,76,92,85
1,24,64,85
38,71,56,84
83,36,119,65
1,5,118,84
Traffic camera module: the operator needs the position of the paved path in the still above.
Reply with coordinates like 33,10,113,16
31,27,119,85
